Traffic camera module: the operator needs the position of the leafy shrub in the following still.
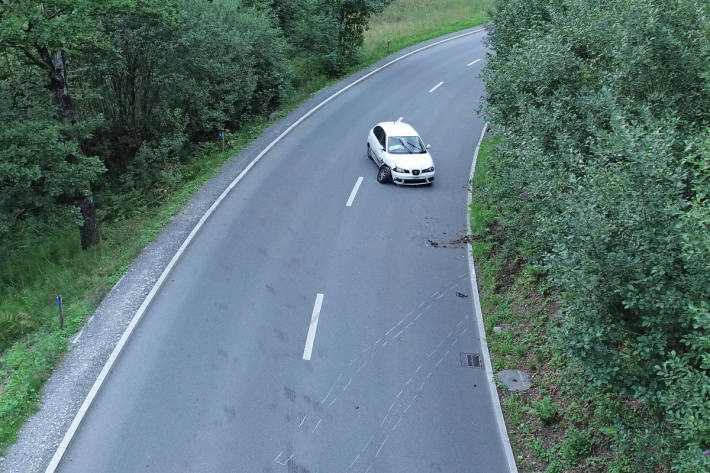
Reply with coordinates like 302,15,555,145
77,0,291,203
530,396,559,425
484,0,710,469
544,460,563,473
560,426,593,467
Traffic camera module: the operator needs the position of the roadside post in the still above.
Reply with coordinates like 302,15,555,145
56,295,64,329
221,131,225,152
387,40,390,53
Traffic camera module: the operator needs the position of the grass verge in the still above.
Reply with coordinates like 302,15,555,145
470,137,674,473
0,1,491,456
362,0,490,64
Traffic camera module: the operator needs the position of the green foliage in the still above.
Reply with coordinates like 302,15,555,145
657,302,710,472
544,461,563,473
0,0,114,239
559,426,593,466
529,396,559,425
0,331,66,452
253,0,392,77
484,0,710,470
0,75,104,235
76,0,290,212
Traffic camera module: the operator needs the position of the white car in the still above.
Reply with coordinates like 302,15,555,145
367,121,435,185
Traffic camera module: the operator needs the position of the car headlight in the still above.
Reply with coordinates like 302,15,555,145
392,167,409,173
422,166,435,173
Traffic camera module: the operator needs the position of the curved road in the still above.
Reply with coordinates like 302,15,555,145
56,29,509,473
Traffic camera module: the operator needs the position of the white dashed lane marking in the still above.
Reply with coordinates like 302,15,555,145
346,176,364,207
428,81,444,93
302,293,324,360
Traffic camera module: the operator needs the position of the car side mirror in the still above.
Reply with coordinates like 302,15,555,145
426,144,431,149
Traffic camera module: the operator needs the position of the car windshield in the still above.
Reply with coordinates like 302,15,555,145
387,135,426,154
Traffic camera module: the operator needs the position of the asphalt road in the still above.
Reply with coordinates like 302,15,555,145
56,30,508,473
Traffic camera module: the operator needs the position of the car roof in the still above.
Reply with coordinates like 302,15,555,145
376,121,420,136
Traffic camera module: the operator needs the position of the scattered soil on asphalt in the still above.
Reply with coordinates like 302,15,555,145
427,234,475,249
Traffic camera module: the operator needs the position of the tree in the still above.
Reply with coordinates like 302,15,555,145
251,0,392,75
331,0,391,66
74,0,290,208
0,0,130,249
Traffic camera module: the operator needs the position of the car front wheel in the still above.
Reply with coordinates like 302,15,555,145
377,165,391,184
367,143,373,160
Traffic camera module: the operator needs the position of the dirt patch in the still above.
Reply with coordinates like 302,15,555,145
493,258,525,294
427,234,475,248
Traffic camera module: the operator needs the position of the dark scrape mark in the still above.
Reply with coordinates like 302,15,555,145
224,406,236,418
214,301,229,312
284,386,296,402
302,394,323,412
456,292,468,298
287,459,311,473
265,284,275,295
274,328,288,343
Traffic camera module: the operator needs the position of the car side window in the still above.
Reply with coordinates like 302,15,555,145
374,126,385,147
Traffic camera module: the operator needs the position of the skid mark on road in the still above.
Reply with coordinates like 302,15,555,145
274,321,471,471
272,272,476,470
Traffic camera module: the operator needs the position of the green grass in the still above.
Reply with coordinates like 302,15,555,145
362,0,492,64
0,4,491,456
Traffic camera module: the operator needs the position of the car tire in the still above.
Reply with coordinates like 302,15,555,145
367,143,373,160
377,165,391,184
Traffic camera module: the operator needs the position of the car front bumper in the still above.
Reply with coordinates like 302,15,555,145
391,171,435,185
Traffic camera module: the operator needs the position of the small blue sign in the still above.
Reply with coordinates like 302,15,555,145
56,296,60,306
221,131,225,137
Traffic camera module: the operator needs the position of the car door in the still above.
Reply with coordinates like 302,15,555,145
369,127,380,163
373,126,386,165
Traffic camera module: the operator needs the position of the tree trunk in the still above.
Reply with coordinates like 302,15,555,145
77,195,100,250
45,50,75,122
42,48,101,249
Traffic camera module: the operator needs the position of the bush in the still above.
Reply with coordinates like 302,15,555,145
560,426,593,467
530,396,559,425
79,0,290,202
483,0,710,469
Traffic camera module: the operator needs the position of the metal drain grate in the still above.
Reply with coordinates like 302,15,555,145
460,352,482,368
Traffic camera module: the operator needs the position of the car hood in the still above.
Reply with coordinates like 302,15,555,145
390,152,434,170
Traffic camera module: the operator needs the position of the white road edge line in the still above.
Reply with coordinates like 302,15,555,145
303,293,324,360
428,81,444,93
43,26,486,473
467,123,518,473
467,59,481,66
346,176,364,207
